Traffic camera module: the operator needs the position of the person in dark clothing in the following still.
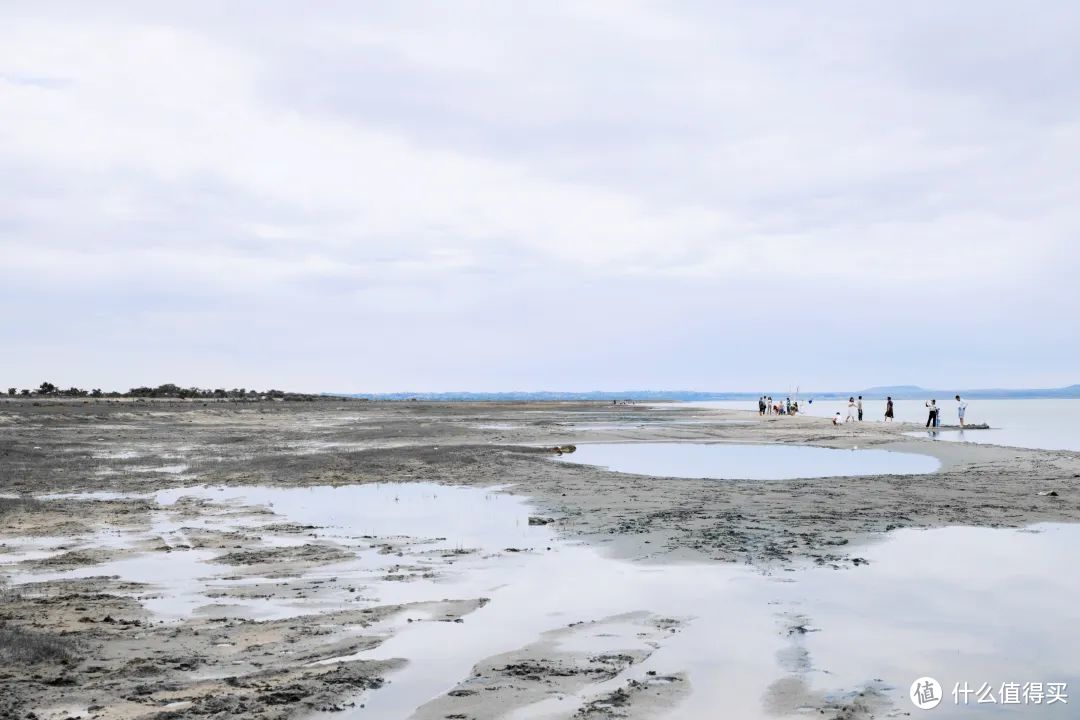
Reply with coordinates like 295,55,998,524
925,399,938,427
885,396,894,421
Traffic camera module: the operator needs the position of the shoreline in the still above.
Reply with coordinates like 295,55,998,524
2,400,1078,719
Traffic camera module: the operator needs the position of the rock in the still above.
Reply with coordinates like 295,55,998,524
528,516,554,526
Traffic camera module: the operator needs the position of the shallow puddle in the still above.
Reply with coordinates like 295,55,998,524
333,516,1080,719
563,419,752,432
556,442,940,479
6,483,544,620
775,523,1080,718
5,484,1076,718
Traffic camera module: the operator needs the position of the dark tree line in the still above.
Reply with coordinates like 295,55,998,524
5,382,335,401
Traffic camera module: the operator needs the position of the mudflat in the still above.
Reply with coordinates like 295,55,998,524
1,400,1078,719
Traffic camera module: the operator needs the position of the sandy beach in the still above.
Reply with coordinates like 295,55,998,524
2,399,1078,719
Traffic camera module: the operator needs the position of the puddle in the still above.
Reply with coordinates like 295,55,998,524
338,520,1080,719
563,420,753,432
153,483,535,547
6,483,543,621
136,464,190,474
92,450,141,459
768,523,1080,719
5,484,1076,718
556,442,939,479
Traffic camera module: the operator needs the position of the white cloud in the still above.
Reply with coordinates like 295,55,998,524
1,2,1078,390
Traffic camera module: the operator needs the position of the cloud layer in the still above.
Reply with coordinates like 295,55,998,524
3,1,1078,391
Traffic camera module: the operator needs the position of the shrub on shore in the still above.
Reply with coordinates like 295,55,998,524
2,381,345,402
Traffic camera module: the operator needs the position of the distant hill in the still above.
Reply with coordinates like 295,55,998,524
861,385,925,394
341,385,1080,401
760,385,1080,400
849,385,1080,400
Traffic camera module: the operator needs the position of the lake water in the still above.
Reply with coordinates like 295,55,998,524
8,483,1077,718
556,442,939,479
683,399,1080,453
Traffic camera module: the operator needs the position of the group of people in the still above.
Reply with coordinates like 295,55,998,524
923,395,968,427
758,396,799,416
833,395,866,423
830,395,969,426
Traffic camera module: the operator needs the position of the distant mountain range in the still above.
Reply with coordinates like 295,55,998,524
339,385,1080,401
804,385,1080,400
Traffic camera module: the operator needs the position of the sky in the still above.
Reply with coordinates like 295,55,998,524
3,1,1079,393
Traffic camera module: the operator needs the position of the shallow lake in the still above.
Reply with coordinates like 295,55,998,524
556,442,939,479
686,399,1080,452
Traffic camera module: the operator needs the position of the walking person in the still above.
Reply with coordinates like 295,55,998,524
857,395,864,421
758,396,766,416
884,396,894,422
846,397,857,423
955,395,968,427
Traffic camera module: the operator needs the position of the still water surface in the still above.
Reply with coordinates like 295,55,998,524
7,483,1076,718
684,399,1080,452
557,442,939,479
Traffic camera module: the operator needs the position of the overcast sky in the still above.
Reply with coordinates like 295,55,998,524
3,1,1078,393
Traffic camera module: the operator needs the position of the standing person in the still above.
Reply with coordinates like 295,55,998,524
785,397,792,415
955,395,968,427
884,396,894,422
857,396,864,421
846,397,857,422
925,399,938,428
758,396,766,416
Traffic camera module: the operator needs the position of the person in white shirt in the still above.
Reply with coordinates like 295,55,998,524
833,412,843,425
846,397,857,422
955,395,968,427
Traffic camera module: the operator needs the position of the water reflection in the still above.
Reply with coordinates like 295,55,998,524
557,442,940,480
9,484,1076,718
